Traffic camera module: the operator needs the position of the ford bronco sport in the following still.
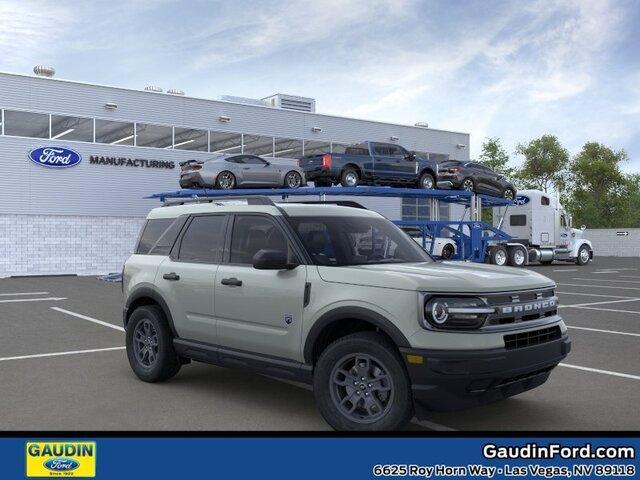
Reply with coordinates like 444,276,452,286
123,196,570,431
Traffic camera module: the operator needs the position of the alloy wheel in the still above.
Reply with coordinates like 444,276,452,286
218,172,235,189
329,353,394,424
580,247,590,263
504,189,515,200
345,172,358,187
133,319,159,368
286,172,302,188
421,176,434,189
495,249,507,266
462,179,474,191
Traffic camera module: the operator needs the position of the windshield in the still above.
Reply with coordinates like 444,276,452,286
287,216,433,266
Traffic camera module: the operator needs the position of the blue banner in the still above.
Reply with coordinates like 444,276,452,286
5,437,638,479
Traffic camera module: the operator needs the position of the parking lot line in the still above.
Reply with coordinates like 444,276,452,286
572,278,640,284
0,291,49,296
553,269,578,272
51,307,125,332
560,363,640,381
567,325,640,337
558,283,640,291
567,305,640,315
0,296,67,304
556,291,637,299
0,346,125,362
559,298,640,308
620,275,640,279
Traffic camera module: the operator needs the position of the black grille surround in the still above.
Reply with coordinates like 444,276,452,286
504,326,562,350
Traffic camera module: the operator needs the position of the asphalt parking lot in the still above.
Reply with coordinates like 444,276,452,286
1,257,639,431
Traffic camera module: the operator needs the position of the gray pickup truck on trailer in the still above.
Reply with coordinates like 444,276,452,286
123,197,570,431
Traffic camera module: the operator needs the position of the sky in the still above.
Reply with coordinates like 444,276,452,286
1,0,639,171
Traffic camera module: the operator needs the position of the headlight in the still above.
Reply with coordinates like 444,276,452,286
423,297,494,330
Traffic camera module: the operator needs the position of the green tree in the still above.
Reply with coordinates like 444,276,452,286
478,137,514,178
514,135,569,193
565,142,629,228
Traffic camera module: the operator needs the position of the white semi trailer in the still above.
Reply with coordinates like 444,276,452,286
491,189,593,267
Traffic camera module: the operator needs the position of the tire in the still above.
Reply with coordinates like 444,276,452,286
441,243,455,260
503,188,515,200
340,168,359,187
314,179,332,187
126,305,181,383
313,331,413,431
284,170,303,189
575,245,591,266
461,178,475,192
418,172,435,190
215,171,236,189
489,245,508,266
507,246,526,267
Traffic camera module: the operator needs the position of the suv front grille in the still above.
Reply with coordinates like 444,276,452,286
504,326,561,350
484,288,558,327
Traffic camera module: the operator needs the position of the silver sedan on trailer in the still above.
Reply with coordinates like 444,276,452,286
179,154,307,190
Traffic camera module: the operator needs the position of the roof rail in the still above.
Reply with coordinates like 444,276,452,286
286,200,368,209
162,195,275,207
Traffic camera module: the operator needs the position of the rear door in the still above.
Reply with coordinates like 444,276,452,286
156,214,229,344
371,143,395,181
214,214,307,360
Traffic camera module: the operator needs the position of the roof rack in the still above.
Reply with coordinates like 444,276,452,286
162,195,275,207
285,200,368,209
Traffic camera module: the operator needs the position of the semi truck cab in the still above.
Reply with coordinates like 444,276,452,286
493,190,593,266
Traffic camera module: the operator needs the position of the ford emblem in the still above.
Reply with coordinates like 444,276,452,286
28,146,82,168
43,458,80,471
514,195,530,206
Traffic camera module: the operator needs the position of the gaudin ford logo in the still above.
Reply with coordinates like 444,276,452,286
26,442,96,477
28,146,82,168
500,298,556,315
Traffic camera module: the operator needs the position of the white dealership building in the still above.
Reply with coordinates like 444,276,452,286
0,68,470,276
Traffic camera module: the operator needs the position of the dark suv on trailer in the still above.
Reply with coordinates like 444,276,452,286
437,160,516,199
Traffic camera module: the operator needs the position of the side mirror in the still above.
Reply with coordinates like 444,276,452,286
264,161,271,166
581,225,586,231
405,153,416,161
252,249,297,270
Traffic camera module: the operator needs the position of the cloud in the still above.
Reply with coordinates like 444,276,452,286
0,0,75,67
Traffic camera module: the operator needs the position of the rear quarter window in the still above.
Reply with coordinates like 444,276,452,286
136,218,175,255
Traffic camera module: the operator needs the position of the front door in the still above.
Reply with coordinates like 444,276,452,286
214,214,307,360
240,155,279,185
155,214,229,344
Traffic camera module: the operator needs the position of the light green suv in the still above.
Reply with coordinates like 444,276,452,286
123,196,570,431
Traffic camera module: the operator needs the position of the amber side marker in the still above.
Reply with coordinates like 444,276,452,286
406,354,424,365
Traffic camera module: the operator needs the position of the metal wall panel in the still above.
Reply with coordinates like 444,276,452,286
0,72,470,218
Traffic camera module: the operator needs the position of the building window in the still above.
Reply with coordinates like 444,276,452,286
273,138,303,158
303,140,330,156
173,127,208,151
331,143,349,154
50,115,93,142
136,123,173,148
95,119,135,145
243,134,274,156
210,131,242,154
3,110,49,139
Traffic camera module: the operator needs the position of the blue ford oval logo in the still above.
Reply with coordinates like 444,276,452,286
43,458,80,471
28,146,82,168
514,195,530,205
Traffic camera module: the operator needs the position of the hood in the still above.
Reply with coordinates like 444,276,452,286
317,261,554,293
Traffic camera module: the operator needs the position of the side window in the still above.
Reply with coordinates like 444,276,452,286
373,144,391,156
226,156,244,164
136,218,174,254
541,196,550,206
243,155,267,165
387,145,405,157
178,215,227,263
560,215,567,228
148,217,187,255
230,216,292,264
510,215,527,227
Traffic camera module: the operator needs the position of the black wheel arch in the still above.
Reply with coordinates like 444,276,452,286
342,163,362,177
303,307,411,364
124,286,178,337
418,167,436,179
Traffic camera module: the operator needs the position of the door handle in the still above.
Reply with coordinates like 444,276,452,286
221,277,243,287
163,272,180,281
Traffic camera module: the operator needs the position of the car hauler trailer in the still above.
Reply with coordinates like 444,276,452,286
492,189,593,266
150,186,515,264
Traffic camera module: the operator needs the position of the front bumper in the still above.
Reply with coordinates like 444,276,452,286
401,335,571,416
